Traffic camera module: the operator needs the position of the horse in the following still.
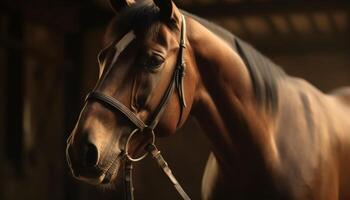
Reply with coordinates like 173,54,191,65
66,0,350,199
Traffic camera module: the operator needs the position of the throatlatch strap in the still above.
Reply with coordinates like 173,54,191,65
146,144,191,200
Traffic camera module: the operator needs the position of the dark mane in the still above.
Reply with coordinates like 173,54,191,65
182,10,286,114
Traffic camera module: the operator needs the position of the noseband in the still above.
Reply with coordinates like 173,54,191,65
85,15,190,200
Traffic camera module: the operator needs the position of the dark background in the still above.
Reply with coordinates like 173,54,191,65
0,0,349,199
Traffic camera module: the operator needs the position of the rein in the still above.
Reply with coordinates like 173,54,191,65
85,15,190,200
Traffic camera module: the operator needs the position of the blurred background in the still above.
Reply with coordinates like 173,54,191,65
0,0,349,199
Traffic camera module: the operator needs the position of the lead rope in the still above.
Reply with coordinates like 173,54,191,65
124,159,134,200
123,144,191,200
146,144,191,200
123,143,191,200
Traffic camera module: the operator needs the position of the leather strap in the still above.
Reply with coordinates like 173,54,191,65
177,15,187,108
148,67,178,130
87,63,179,131
86,92,147,130
124,160,134,200
147,144,191,200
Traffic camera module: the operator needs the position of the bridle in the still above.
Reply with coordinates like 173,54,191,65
85,15,190,200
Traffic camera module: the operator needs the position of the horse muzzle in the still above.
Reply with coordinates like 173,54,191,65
67,144,124,185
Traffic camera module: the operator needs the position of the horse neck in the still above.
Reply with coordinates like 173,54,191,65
187,17,276,174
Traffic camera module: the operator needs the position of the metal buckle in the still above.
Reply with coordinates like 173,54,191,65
124,128,155,162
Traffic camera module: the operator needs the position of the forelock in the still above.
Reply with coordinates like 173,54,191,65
106,1,162,43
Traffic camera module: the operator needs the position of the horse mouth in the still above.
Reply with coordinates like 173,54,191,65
100,155,122,185
72,154,122,186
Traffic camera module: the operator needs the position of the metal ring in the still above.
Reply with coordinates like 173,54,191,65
125,128,155,162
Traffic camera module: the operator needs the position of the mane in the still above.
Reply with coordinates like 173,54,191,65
182,11,286,114
106,5,286,114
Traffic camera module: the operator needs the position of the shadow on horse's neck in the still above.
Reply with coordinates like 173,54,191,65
187,16,276,176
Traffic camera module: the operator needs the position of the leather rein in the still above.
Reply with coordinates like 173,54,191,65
85,15,190,200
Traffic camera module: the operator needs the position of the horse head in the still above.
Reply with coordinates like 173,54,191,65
66,0,198,186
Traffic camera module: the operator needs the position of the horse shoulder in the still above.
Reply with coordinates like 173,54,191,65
328,86,350,199
272,77,341,199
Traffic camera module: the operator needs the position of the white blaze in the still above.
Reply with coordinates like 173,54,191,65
111,31,136,67
98,31,136,80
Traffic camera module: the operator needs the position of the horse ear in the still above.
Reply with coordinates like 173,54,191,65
154,0,178,22
109,0,135,12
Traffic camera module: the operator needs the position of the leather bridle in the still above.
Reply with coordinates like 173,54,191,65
85,15,190,200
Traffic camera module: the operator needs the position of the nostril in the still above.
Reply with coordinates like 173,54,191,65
83,143,99,167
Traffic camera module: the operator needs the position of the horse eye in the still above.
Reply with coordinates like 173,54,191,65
144,54,164,71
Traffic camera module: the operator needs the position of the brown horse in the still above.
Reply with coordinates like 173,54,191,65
66,0,350,199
